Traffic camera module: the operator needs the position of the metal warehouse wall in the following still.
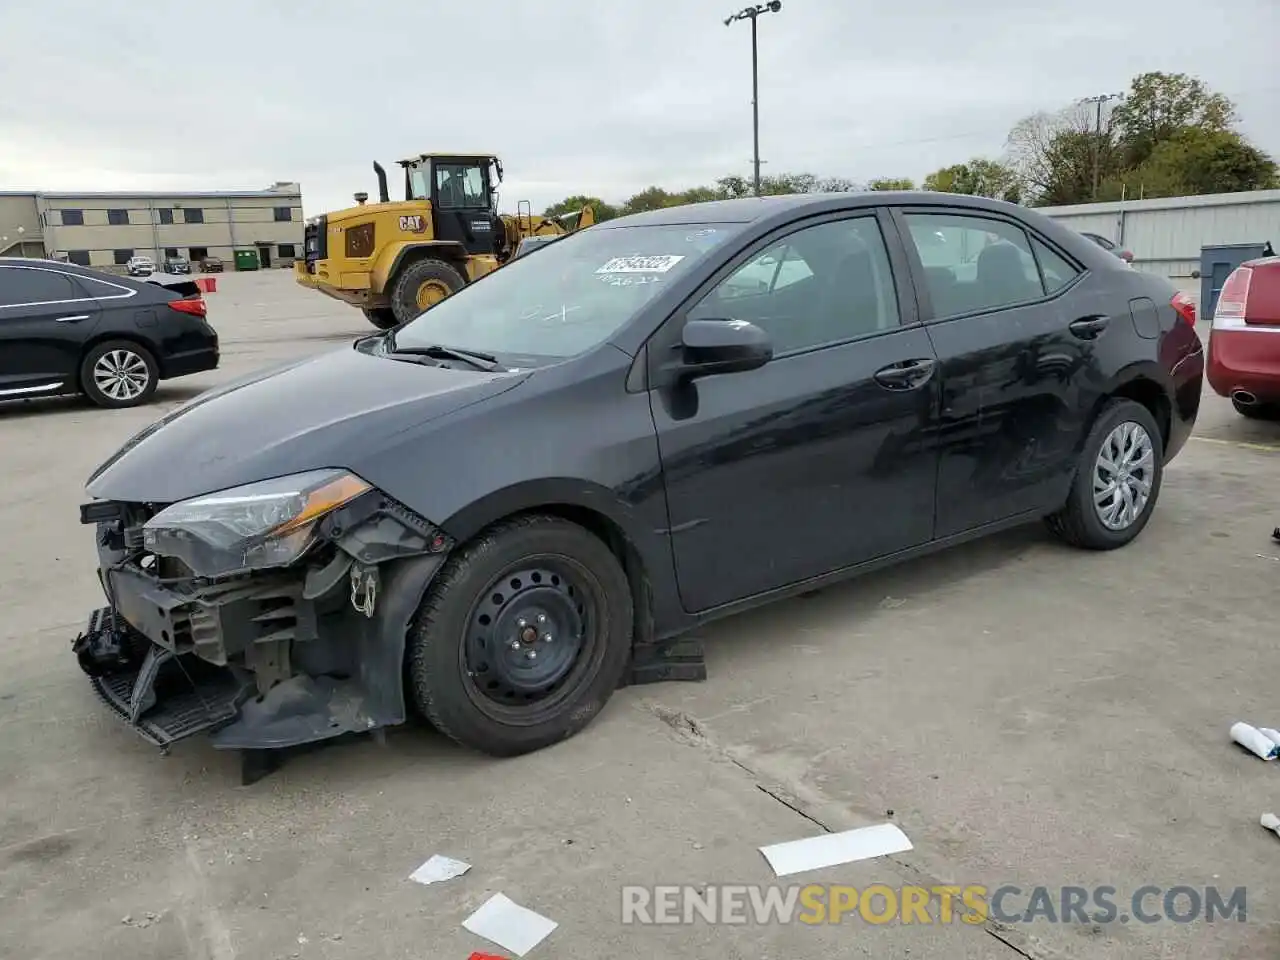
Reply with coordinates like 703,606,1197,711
1038,189,1280,287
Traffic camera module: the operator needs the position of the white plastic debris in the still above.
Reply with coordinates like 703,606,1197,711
408,854,471,886
462,893,557,957
759,823,913,878
1260,728,1280,747
1230,722,1280,760
1261,813,1280,838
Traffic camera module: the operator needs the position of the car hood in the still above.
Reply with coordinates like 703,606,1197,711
86,345,528,504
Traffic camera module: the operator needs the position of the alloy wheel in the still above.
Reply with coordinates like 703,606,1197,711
92,349,151,402
1092,420,1154,531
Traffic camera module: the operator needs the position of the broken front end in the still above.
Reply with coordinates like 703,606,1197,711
74,470,452,752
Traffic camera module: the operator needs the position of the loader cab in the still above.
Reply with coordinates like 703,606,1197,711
399,153,504,257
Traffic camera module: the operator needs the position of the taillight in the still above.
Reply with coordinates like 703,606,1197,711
1214,266,1252,324
168,297,207,319
1170,291,1196,327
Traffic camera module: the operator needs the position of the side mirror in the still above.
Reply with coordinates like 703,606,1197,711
667,318,772,381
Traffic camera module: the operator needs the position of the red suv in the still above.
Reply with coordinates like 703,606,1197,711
1207,254,1280,418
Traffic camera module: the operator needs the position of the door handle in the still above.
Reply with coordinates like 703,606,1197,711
1069,315,1110,339
54,314,90,323
873,357,936,390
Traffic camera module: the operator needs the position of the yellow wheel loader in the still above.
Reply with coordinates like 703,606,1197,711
295,154,595,329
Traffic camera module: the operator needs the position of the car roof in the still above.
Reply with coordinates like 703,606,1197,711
594,191,1029,229
0,256,166,292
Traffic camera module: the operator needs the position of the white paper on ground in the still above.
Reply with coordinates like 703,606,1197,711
462,893,558,957
408,855,471,886
759,823,913,878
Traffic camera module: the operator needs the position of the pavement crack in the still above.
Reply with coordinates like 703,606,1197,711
753,782,831,833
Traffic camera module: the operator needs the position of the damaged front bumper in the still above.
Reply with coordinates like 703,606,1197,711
73,484,451,752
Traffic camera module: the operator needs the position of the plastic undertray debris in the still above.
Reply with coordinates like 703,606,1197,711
90,658,246,747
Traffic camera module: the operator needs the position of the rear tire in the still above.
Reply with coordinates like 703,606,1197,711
407,514,633,757
362,307,398,330
80,340,159,409
1044,398,1164,550
389,258,467,325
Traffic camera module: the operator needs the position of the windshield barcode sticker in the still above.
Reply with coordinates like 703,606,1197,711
596,255,685,274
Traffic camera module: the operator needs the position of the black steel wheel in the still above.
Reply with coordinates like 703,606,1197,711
407,514,633,756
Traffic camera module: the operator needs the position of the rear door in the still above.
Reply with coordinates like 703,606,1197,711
0,264,104,398
891,206,1097,537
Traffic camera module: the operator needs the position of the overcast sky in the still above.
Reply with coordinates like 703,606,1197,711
1,0,1277,216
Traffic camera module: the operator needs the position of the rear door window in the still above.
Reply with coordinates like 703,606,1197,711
0,266,82,309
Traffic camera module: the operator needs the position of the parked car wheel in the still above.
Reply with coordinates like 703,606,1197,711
80,340,159,408
1044,398,1164,550
362,307,399,330
407,514,634,756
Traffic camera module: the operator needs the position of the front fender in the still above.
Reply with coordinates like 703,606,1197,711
374,241,468,291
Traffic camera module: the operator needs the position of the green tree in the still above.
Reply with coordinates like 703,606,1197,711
1105,127,1279,199
1112,71,1236,168
620,186,682,214
867,177,915,191
922,159,1020,202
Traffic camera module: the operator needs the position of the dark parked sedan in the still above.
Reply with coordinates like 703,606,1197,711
73,192,1202,777
0,257,219,408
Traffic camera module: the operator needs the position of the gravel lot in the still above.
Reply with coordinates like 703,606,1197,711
2,270,1279,960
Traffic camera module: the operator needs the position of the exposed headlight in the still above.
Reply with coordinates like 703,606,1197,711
142,469,371,578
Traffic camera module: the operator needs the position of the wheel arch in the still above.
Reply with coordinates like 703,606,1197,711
79,331,164,382
375,241,469,293
441,481,659,648
1090,363,1174,451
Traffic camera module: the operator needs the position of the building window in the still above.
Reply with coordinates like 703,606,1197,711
60,209,84,226
107,208,130,225
66,250,91,266
278,243,297,258
158,208,174,225
164,247,179,258
113,249,134,265
189,247,209,262
274,206,293,222
183,208,204,224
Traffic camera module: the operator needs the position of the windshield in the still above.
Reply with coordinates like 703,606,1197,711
392,223,739,364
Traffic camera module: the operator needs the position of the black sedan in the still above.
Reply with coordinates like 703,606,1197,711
0,257,219,408
74,192,1202,775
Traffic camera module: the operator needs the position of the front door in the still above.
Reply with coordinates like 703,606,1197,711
0,264,102,398
257,245,272,268
649,211,940,613
431,159,497,256
893,206,1100,537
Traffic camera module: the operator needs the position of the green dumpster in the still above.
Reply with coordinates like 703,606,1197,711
234,248,260,271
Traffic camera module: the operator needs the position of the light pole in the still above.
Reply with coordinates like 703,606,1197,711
1079,92,1124,201
725,1,782,197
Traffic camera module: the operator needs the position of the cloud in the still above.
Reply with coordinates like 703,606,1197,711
1,0,1276,215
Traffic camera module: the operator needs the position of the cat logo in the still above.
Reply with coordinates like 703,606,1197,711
398,215,427,233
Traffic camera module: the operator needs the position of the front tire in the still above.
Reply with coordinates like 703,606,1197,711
389,258,467,325
362,307,399,330
407,515,634,757
1045,398,1164,550
80,340,159,408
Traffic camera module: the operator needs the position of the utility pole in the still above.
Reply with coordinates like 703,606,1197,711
1079,92,1124,201
725,2,783,197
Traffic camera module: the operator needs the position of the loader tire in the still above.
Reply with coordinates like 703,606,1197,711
389,258,467,325
362,307,399,330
